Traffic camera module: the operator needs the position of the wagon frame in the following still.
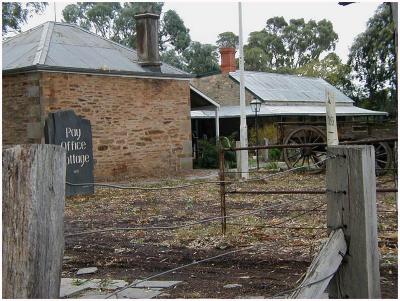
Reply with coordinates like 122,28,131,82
275,120,397,174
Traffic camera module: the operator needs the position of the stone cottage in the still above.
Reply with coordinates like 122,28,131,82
190,47,388,144
3,15,193,180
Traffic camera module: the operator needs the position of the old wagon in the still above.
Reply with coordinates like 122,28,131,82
276,120,397,174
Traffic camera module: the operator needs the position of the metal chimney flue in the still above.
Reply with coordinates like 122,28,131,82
135,13,161,70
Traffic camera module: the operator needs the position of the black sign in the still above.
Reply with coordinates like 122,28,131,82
45,110,94,196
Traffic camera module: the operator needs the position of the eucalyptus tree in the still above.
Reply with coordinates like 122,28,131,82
2,2,48,34
348,3,397,115
62,2,190,55
244,16,338,72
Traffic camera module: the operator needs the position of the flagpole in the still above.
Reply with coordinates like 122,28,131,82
238,2,249,179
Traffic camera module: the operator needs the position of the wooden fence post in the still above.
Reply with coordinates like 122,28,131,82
326,145,381,298
236,141,242,177
219,148,226,235
2,144,66,298
263,138,269,162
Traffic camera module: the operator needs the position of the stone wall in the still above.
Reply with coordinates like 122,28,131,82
2,73,42,144
3,71,192,180
191,74,254,106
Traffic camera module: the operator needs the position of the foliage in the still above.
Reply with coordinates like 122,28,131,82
182,42,220,75
2,2,48,34
266,161,279,170
268,148,281,161
160,49,185,70
248,122,277,146
62,2,190,54
244,16,338,72
160,10,191,53
219,135,237,168
348,3,397,116
295,52,354,95
216,31,238,48
196,137,236,169
196,139,218,168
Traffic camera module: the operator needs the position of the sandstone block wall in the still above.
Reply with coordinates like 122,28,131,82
2,73,43,144
191,74,254,106
3,72,193,180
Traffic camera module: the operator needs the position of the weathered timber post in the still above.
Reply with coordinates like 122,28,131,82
219,148,227,235
325,89,339,146
326,145,381,298
2,144,66,298
262,138,269,162
236,141,242,178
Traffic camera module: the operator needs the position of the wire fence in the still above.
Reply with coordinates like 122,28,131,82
65,156,335,191
102,201,331,299
63,146,397,299
65,197,319,237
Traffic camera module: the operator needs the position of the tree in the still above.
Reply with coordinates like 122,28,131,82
2,2,48,34
244,16,338,72
160,10,191,53
62,2,190,53
182,42,219,75
160,49,185,70
348,3,397,116
216,31,238,48
295,52,354,98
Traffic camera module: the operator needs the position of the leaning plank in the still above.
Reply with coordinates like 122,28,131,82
290,229,347,299
2,144,66,298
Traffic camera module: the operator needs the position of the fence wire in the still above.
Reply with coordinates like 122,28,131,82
64,151,396,298
103,207,333,299
66,156,336,191
65,197,316,237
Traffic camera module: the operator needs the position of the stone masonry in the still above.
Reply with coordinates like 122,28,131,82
191,73,254,106
2,73,42,144
3,72,192,180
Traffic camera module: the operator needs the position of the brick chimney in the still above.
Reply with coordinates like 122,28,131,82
219,47,236,73
135,13,161,69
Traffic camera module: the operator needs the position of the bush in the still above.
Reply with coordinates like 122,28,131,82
219,135,237,168
197,139,218,168
268,148,281,161
195,136,237,169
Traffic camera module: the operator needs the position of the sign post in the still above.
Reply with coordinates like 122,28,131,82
325,89,339,146
45,110,94,196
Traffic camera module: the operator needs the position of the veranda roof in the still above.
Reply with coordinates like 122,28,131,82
191,104,387,119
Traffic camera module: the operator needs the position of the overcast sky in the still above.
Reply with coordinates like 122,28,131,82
15,0,381,62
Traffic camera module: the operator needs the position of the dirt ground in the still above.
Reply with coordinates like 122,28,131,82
63,169,398,298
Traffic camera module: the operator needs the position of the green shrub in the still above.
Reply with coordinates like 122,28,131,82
195,136,237,169
197,139,218,168
220,135,236,168
266,162,279,170
268,148,281,161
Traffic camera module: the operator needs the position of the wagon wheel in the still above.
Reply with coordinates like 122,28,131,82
374,142,392,176
283,126,327,173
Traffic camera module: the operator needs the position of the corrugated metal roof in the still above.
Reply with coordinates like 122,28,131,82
229,71,353,103
191,104,387,119
3,21,190,78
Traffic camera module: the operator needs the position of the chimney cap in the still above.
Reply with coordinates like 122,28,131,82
134,13,160,20
219,47,236,53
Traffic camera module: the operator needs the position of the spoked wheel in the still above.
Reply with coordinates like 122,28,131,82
283,126,327,173
374,142,392,176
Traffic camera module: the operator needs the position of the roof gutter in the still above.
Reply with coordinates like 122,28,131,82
3,64,194,80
